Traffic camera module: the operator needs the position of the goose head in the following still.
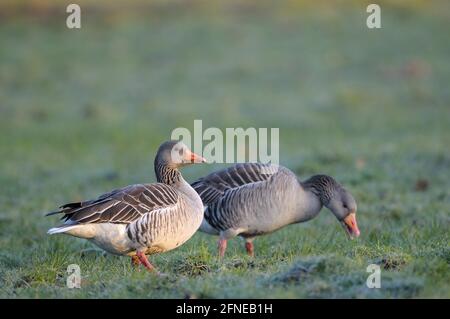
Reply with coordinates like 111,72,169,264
155,140,206,169
304,175,360,239
325,186,360,239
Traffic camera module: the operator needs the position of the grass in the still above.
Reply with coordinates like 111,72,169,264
0,1,449,298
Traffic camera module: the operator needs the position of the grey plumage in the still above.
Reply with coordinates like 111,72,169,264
192,163,303,236
192,162,359,257
302,175,343,206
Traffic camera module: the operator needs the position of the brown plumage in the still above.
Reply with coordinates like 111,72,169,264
47,141,206,274
47,183,179,225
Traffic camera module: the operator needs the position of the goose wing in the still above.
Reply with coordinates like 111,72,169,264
191,163,279,205
47,183,179,225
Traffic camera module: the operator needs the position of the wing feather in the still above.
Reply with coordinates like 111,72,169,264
47,183,179,225
191,163,278,206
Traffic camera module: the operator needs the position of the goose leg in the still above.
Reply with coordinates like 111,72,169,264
218,229,242,258
136,251,157,272
218,238,227,258
245,240,254,257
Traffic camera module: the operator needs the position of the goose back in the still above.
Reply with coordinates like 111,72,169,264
192,163,303,236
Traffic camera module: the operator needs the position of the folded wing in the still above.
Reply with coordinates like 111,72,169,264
191,163,278,205
47,183,179,225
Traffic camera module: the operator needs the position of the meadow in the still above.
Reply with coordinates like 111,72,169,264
0,1,449,298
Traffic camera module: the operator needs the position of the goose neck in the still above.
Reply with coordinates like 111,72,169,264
155,163,182,185
294,179,323,222
301,189,323,221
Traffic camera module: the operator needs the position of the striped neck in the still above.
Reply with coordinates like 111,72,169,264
301,175,341,205
155,163,182,185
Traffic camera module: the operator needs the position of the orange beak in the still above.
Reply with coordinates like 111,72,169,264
342,213,360,239
185,149,207,163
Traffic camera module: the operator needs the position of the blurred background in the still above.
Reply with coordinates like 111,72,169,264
0,0,449,298
1,0,449,182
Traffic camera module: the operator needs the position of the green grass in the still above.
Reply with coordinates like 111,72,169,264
0,1,449,298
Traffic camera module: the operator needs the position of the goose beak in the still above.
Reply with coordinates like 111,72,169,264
341,212,360,239
185,149,207,164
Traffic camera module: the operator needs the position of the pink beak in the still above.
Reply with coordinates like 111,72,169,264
185,149,207,163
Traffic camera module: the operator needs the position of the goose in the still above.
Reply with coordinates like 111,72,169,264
191,163,360,258
47,140,206,273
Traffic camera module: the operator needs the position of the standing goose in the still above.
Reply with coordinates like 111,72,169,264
191,163,360,258
47,141,206,273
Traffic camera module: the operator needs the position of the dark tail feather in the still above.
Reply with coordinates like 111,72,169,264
45,200,84,217
45,210,63,216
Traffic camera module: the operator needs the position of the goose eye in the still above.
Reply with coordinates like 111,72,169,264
178,149,184,156
343,203,348,209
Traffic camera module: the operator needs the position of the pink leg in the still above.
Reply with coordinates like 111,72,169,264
218,238,227,258
136,251,157,272
245,241,254,257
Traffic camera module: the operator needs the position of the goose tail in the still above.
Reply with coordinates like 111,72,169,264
47,225,79,235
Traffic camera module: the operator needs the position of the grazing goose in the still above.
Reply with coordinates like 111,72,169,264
47,140,206,273
191,163,360,258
